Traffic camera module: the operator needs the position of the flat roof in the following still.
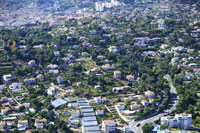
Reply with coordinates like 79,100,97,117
82,121,98,127
51,99,67,108
82,116,97,122
81,108,94,113
82,112,95,116
83,126,100,131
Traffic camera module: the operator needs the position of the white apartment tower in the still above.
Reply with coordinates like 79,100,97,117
161,114,192,129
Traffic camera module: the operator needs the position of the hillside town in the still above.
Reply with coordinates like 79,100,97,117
0,0,200,133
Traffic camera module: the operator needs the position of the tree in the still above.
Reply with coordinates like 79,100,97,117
142,123,154,133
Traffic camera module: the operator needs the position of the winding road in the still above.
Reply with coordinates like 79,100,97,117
129,74,179,133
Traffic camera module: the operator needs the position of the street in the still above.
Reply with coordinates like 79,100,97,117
129,74,179,133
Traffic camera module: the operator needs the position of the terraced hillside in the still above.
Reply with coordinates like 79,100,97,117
0,62,14,83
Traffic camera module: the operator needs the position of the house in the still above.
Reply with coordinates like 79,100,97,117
36,74,44,81
1,107,9,115
23,103,31,108
117,102,126,110
102,64,113,70
94,97,103,103
1,97,8,103
149,98,154,104
130,104,141,110
97,55,105,60
57,76,64,84
126,75,135,81
82,52,89,57
49,70,59,75
9,83,22,92
0,85,5,91
0,121,6,129
48,64,58,69
113,86,130,93
114,71,121,79
18,120,29,131
35,119,47,129
24,78,35,85
96,109,104,116
102,120,116,133
28,60,36,67
33,45,44,49
145,90,155,98
171,57,180,64
3,74,13,82
54,51,61,57
188,63,198,68
47,87,56,96
160,44,169,49
185,73,194,79
108,46,118,52
94,85,101,90
142,100,149,106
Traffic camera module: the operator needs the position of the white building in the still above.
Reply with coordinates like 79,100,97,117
96,109,104,116
102,120,116,133
161,114,192,129
48,64,58,69
28,60,36,67
47,87,56,96
144,90,155,98
18,120,29,131
9,83,22,92
108,46,118,52
95,2,104,11
3,74,13,82
0,85,5,91
94,97,103,103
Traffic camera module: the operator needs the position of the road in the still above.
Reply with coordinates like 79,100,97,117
129,74,179,133
8,89,21,106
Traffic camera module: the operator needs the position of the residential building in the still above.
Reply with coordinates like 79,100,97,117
123,125,130,133
24,78,35,85
0,85,5,91
142,100,149,106
130,104,141,110
49,70,59,75
9,83,22,92
18,120,29,131
47,87,56,96
1,107,9,115
35,119,47,129
96,109,104,116
57,76,64,84
82,52,89,57
108,46,118,52
126,75,135,81
102,120,116,133
94,97,103,103
161,114,192,129
28,60,36,67
145,90,155,98
3,74,13,82
117,102,126,110
114,71,121,79
95,2,104,11
71,110,80,119
48,64,58,69
36,74,44,81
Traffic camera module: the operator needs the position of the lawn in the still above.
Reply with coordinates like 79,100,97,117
78,57,99,70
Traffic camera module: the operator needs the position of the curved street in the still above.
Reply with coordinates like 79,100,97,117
129,74,179,133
